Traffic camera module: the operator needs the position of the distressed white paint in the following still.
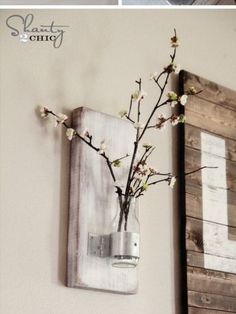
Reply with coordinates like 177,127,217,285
201,132,236,273
67,107,138,294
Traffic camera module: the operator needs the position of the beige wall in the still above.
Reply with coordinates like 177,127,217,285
0,9,236,314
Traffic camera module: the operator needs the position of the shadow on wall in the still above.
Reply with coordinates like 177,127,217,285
57,108,71,286
171,73,185,314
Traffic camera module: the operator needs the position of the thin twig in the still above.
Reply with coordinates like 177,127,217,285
179,166,218,178
127,95,133,118
47,110,117,183
111,154,129,164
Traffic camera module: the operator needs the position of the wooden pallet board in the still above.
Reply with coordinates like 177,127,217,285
179,71,236,313
66,107,138,294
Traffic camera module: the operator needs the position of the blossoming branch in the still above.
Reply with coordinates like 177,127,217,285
38,30,216,207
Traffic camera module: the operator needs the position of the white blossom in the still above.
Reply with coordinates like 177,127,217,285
149,166,157,175
134,174,142,181
149,72,158,80
133,122,145,129
39,106,49,118
158,113,166,120
157,113,167,131
134,163,151,177
98,140,106,154
174,64,181,74
132,90,147,102
66,128,76,141
159,123,167,131
179,95,188,106
118,110,127,118
164,62,180,74
167,91,178,101
171,118,179,126
169,176,176,188
80,128,89,139
171,36,179,48
55,113,68,126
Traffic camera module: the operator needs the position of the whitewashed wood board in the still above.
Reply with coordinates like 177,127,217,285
67,107,138,294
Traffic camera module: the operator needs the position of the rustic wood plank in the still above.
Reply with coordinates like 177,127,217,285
189,307,235,314
188,290,236,312
186,217,236,257
187,251,236,276
185,146,236,193
185,97,236,141
185,124,236,162
67,107,138,294
187,266,236,298
186,184,236,228
187,251,206,269
182,70,236,111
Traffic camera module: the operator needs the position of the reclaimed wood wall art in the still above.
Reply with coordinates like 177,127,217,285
179,71,236,313
66,107,138,294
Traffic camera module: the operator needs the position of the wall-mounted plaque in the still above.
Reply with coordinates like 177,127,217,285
179,71,236,313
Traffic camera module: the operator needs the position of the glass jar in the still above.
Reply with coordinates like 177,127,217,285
110,195,140,268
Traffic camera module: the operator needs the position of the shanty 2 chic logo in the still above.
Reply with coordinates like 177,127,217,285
6,14,69,49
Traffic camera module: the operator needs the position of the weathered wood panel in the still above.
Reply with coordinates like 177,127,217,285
181,71,236,111
186,217,236,255
185,124,236,162
67,107,138,294
180,70,236,313
188,291,236,312
185,146,236,193
187,251,236,275
189,308,233,314
187,266,236,298
186,190,236,228
185,97,236,141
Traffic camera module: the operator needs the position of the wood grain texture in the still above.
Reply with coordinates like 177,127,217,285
185,124,236,162
181,72,236,111
186,217,236,256
180,70,236,313
188,291,236,312
187,250,236,275
189,308,233,314
67,107,138,294
187,266,236,298
186,183,236,228
185,146,236,193
185,97,236,141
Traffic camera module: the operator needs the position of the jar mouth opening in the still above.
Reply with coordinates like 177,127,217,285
112,262,137,269
112,255,139,268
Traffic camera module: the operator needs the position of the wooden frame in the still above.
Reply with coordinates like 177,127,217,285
179,71,236,313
